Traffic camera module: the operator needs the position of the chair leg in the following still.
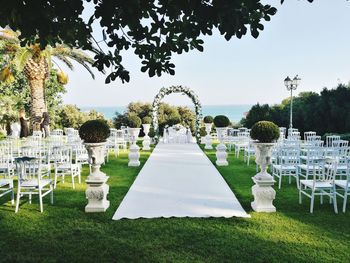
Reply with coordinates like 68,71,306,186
15,186,21,213
343,191,348,213
10,181,14,205
50,185,54,205
320,194,323,205
54,169,58,189
29,192,32,204
279,174,282,189
310,190,315,213
71,171,75,189
333,188,338,214
299,186,302,204
39,188,43,213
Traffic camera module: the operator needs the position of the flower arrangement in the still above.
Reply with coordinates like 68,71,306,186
152,85,202,141
250,121,280,143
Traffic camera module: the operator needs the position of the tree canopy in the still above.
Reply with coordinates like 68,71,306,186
0,0,313,83
241,84,350,137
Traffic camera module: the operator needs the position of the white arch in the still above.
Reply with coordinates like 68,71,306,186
152,86,202,141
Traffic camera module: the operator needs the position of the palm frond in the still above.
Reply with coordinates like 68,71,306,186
53,54,74,70
52,45,95,78
13,48,34,70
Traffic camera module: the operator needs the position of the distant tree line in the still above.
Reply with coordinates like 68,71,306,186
241,83,350,137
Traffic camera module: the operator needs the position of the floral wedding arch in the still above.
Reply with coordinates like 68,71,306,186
152,85,202,141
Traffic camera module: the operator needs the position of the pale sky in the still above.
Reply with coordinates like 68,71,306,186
61,0,350,107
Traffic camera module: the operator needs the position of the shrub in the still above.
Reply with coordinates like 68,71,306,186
142,116,152,124
79,119,110,143
127,114,142,128
250,121,280,143
214,115,230,128
148,127,155,138
203,115,213,123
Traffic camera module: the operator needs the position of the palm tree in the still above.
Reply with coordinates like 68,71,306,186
0,28,96,130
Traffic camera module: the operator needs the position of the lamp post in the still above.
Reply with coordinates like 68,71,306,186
284,75,300,130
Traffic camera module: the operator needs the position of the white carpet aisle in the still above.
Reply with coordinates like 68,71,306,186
112,143,250,220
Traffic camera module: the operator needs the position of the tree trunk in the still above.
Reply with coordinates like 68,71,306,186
24,58,48,131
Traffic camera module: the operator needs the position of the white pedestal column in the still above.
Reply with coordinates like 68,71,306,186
251,177,276,212
142,124,151,151
215,127,228,166
204,123,213,150
251,143,276,212
128,128,141,166
84,142,110,212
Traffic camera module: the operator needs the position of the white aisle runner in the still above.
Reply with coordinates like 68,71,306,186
112,143,250,219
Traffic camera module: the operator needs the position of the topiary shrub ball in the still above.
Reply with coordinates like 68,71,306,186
203,115,214,123
79,119,110,143
250,121,280,143
142,116,152,124
127,115,142,128
213,115,230,128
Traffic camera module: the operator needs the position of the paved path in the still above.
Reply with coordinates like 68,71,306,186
113,143,250,219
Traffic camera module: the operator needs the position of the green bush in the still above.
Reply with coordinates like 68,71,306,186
250,121,280,143
142,116,152,124
79,119,110,143
203,115,213,123
148,127,155,138
214,115,230,127
127,114,142,128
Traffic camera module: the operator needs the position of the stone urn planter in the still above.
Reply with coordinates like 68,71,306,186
214,115,230,166
215,127,228,166
204,123,213,149
128,128,141,166
84,142,110,212
142,123,151,151
79,119,111,213
251,143,276,212
250,121,280,213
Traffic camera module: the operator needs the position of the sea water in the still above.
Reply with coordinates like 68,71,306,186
80,104,251,123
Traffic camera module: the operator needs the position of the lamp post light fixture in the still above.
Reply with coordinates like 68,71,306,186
284,75,301,130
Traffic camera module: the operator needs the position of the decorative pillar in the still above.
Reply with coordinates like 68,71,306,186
128,128,141,166
142,124,151,151
84,142,110,212
204,123,213,149
251,143,276,212
215,127,228,166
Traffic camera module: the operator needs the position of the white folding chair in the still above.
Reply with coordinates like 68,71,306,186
53,146,81,189
15,157,53,213
299,158,338,213
272,147,300,189
334,157,350,212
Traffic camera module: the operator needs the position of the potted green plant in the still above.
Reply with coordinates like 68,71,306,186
213,115,230,166
79,119,110,212
142,116,152,150
126,114,142,166
250,120,280,213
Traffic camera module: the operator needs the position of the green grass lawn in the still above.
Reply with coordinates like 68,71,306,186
0,145,349,262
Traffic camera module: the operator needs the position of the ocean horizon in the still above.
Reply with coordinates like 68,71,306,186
80,104,252,123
